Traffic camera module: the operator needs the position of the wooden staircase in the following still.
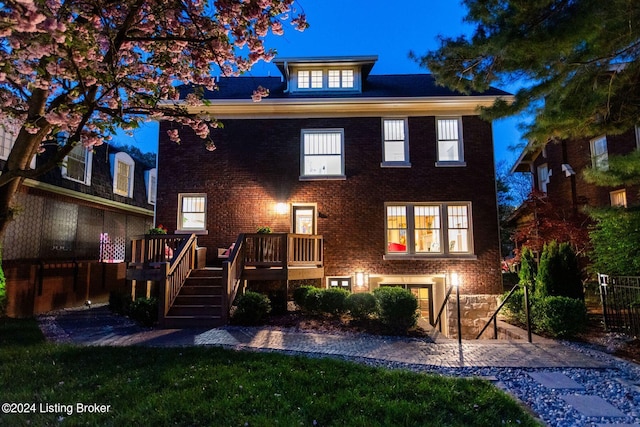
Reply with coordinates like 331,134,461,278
162,269,227,328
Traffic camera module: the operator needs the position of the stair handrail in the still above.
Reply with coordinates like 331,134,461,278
431,285,454,336
222,234,245,319
161,234,197,318
475,283,532,342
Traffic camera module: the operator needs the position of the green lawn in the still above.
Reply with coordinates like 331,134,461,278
0,318,540,426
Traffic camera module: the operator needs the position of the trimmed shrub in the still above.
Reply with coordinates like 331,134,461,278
536,241,583,300
533,296,587,338
346,293,377,321
319,288,349,316
302,287,323,314
518,247,537,291
293,285,316,311
231,291,271,326
373,287,418,334
129,297,158,327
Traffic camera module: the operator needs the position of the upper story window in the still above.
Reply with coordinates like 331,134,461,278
300,129,345,180
385,202,473,257
110,151,135,198
436,117,465,166
145,168,157,205
537,163,550,193
381,118,410,167
294,67,359,92
62,145,93,185
178,193,207,232
610,189,627,207
590,136,608,171
328,69,354,88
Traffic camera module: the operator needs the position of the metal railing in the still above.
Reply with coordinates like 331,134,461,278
475,283,532,342
599,274,640,337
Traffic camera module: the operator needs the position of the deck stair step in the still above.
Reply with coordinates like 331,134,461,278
163,269,227,328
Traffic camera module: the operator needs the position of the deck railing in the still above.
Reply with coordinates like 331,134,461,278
162,234,197,318
222,234,245,317
242,233,323,268
130,234,189,265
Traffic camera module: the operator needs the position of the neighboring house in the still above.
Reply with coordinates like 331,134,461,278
512,128,640,213
154,55,512,338
0,124,156,317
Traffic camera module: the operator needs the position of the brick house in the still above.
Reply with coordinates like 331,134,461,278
154,56,511,337
512,128,640,212
1,125,156,317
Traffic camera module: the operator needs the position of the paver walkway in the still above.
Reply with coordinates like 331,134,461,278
37,305,640,427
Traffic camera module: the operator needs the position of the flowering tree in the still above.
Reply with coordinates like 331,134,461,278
0,0,307,237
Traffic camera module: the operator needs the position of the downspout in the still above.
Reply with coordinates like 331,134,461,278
562,140,579,215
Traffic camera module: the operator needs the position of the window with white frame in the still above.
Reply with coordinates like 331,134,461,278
328,69,354,88
436,118,464,164
300,129,345,179
110,152,135,198
590,136,609,171
385,202,473,256
382,118,410,166
610,189,627,207
178,193,207,231
297,70,323,89
0,120,18,160
145,168,157,205
62,144,92,185
537,163,550,193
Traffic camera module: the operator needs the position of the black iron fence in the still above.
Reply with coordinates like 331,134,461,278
599,274,640,338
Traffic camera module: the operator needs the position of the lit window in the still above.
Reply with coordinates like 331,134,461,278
328,69,354,88
610,189,627,207
298,70,309,88
178,194,206,231
537,164,550,193
382,118,409,165
591,136,608,171
62,145,93,185
297,70,323,89
145,168,157,205
110,152,135,197
386,203,473,256
311,70,323,88
436,118,464,164
301,129,345,179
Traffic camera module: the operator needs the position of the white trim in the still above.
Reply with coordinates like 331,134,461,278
177,193,207,232
110,152,135,198
300,128,345,179
61,145,93,186
381,118,411,167
22,178,153,216
436,117,465,165
145,168,157,205
160,96,513,119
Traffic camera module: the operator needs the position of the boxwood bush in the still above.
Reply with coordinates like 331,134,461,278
373,287,418,334
231,291,271,326
346,292,377,321
128,297,158,327
293,285,316,311
319,287,349,316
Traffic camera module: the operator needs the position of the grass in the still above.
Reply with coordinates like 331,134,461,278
0,318,541,427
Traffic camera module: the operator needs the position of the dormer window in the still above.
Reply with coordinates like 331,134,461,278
328,69,354,88
298,70,323,89
110,151,135,198
62,144,93,185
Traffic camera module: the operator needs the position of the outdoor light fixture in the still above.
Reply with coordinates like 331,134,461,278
355,271,369,288
275,202,288,215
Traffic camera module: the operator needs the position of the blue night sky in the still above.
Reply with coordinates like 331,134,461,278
114,0,527,167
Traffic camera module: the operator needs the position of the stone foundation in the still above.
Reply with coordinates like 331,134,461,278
446,294,500,340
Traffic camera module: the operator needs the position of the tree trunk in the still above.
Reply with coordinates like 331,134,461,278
0,177,23,239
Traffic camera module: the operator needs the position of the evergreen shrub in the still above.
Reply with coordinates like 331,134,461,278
319,287,349,316
128,297,158,327
373,287,418,334
534,296,587,338
231,291,271,326
536,241,583,299
346,293,377,321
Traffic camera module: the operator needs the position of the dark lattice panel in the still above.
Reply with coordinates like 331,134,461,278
3,193,45,260
76,205,104,259
40,199,79,259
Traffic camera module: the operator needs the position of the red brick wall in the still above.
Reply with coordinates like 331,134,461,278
532,129,639,212
157,116,502,294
